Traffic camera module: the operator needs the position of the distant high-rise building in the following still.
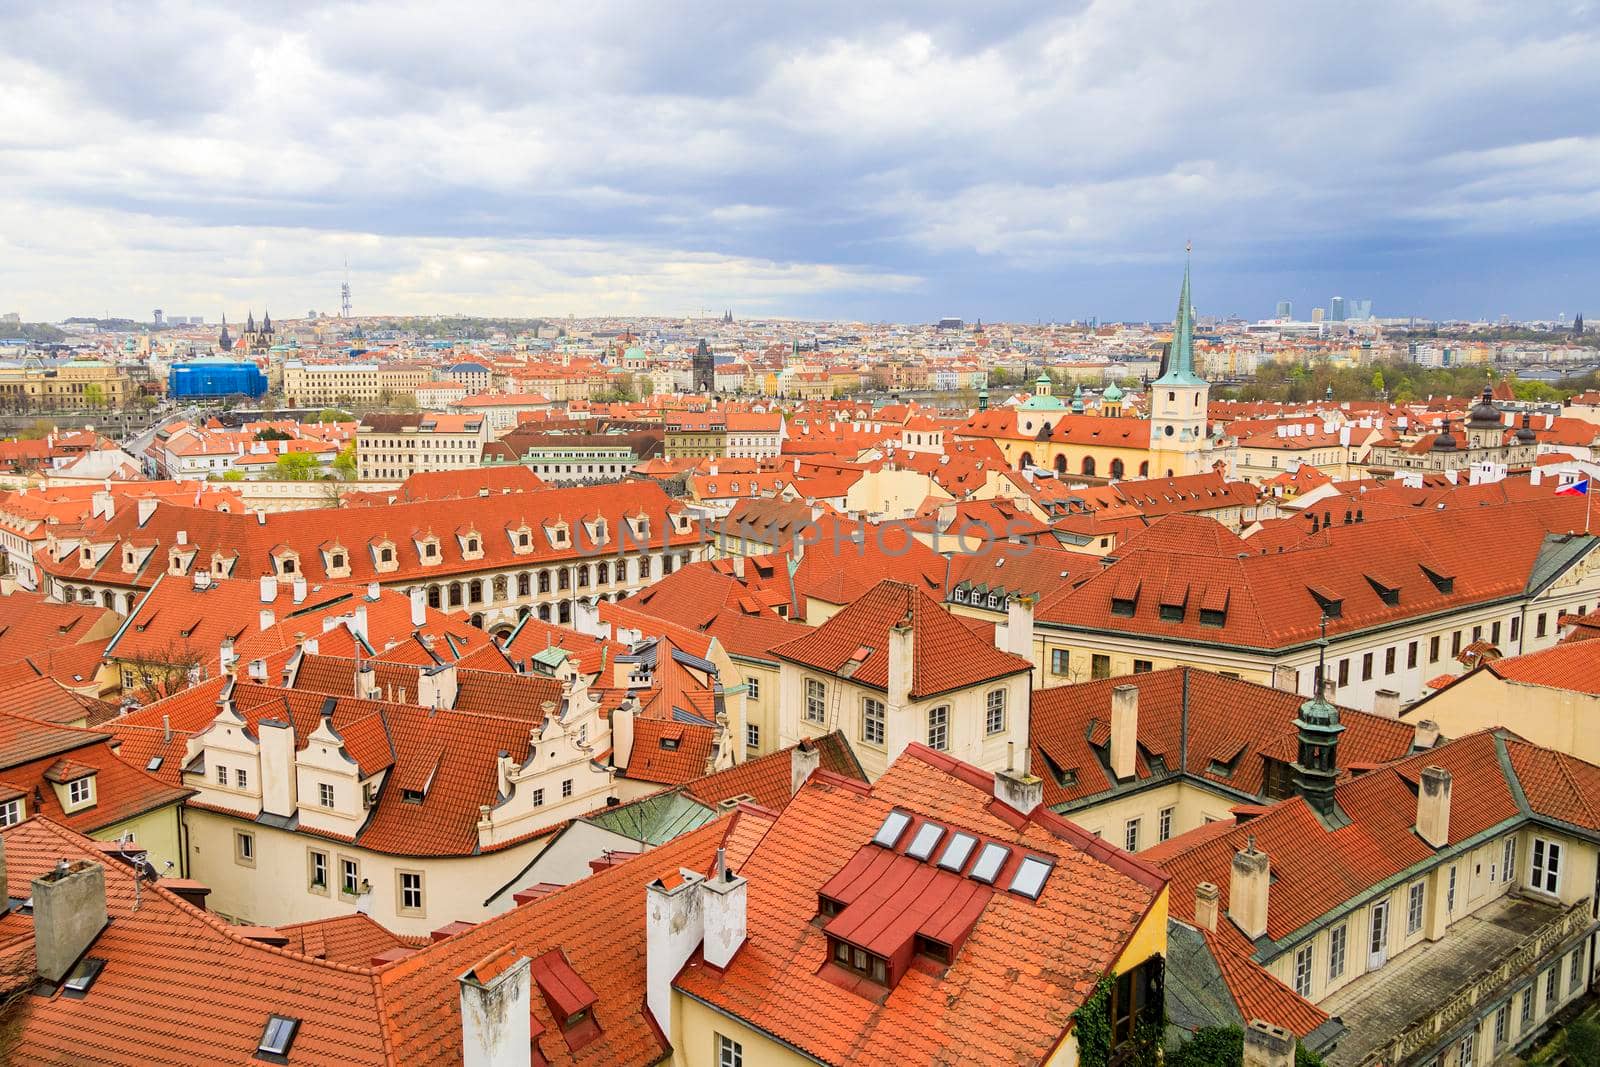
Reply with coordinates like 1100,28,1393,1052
1577,313,1585,335
153,309,164,326
1311,308,1326,323
1330,296,1346,322
1275,300,1293,320
1348,299,1372,321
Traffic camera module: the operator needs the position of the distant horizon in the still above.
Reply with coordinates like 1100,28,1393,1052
5,4,1598,326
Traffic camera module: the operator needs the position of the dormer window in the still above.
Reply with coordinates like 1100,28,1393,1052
331,552,346,570
66,775,95,810
830,939,888,984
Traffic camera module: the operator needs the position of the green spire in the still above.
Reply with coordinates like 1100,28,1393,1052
1155,245,1205,387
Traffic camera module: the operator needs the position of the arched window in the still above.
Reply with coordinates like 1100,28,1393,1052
448,582,463,608
1110,458,1125,479
467,579,483,604
1139,461,1150,477
557,568,570,591
1054,454,1067,474
576,565,589,588
1081,456,1096,477
1018,451,1034,470
427,585,441,609
537,570,550,594
558,602,571,625
537,603,551,622
517,572,531,597
596,560,610,584
101,590,115,610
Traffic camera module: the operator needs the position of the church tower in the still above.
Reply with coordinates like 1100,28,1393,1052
218,314,233,353
1149,249,1211,476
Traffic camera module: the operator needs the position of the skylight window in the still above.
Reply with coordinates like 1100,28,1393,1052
1008,856,1054,900
146,756,163,772
969,842,1011,884
871,810,912,849
936,832,977,872
905,822,945,861
61,957,105,996
257,1015,301,1059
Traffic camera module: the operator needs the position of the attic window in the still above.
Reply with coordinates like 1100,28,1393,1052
146,756,163,772
1198,608,1226,627
817,894,843,919
1307,586,1343,619
905,821,945,861
659,736,680,751
936,832,977,872
1421,565,1454,595
401,788,425,804
256,1015,300,1060
915,934,952,964
1158,602,1185,623
1365,576,1400,606
969,843,1010,884
871,809,912,849
1008,855,1054,900
61,956,106,997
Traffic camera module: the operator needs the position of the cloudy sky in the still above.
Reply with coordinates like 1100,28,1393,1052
3,1,1598,324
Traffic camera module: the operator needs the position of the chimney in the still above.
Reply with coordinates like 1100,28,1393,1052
1229,837,1270,940
162,714,171,744
702,848,747,970
259,575,277,603
1194,882,1220,933
730,554,746,579
1003,594,1036,664
790,738,820,795
612,699,637,770
457,948,532,1067
1412,718,1440,751
1243,1020,1296,1067
33,860,109,984
410,586,427,628
356,664,380,700
292,577,307,605
248,658,267,683
887,618,914,711
1270,665,1298,693
219,636,236,673
1417,766,1452,849
646,868,707,1049
258,719,298,818
1373,689,1400,718
366,581,380,601
1110,684,1138,781
91,489,114,521
416,662,458,710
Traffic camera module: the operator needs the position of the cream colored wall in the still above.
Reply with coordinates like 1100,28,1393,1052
843,469,950,521
1423,674,1600,764
735,656,783,757
1061,781,1239,851
183,807,552,935
674,996,816,1067
99,803,184,876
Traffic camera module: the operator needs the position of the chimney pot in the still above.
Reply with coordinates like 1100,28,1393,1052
1194,881,1220,932
1243,1020,1296,1067
1412,718,1440,751
1373,689,1400,718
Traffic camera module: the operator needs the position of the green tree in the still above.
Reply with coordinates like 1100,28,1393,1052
82,383,105,410
1569,1016,1600,1067
332,443,357,479
221,470,245,482
1370,370,1385,395
274,452,319,480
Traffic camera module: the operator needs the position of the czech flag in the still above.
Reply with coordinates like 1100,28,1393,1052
1558,479,1590,496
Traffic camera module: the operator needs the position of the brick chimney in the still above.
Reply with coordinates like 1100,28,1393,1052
1228,837,1270,940
1416,766,1452,849
886,618,914,710
790,738,820,796
1243,1020,1296,1067
1194,881,1220,933
457,947,531,1067
1110,684,1138,781
33,860,109,984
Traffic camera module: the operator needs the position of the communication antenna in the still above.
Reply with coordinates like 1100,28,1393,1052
340,259,353,319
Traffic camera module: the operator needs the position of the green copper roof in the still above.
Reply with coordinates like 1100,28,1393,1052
1102,381,1124,401
1154,252,1207,387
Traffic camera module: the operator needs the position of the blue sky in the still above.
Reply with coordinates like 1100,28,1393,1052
2,1,1597,324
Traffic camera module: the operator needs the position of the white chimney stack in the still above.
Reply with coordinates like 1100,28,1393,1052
790,738,819,796
702,848,748,970
1194,881,1220,933
410,585,427,628
1417,765,1452,849
257,719,298,818
646,869,707,1049
260,575,278,603
292,576,307,604
1228,837,1271,941
457,949,532,1067
1110,684,1139,781
33,860,109,984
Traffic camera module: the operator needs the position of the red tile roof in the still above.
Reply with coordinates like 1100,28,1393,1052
773,579,1032,699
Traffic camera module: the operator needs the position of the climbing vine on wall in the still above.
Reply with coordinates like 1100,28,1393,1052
1072,976,1115,1067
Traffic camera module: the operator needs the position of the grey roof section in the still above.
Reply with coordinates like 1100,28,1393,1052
1524,533,1595,596
1163,920,1244,1040
587,789,718,846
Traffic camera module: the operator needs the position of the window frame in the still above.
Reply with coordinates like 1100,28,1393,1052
1293,943,1313,998
1328,922,1347,981
985,689,1007,736
397,869,425,917
308,848,328,894
235,829,256,868
804,678,826,724
861,697,885,747
1530,836,1562,895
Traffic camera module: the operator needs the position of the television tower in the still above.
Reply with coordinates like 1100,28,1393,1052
340,259,352,318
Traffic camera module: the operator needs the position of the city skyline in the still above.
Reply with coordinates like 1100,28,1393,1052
4,2,1599,324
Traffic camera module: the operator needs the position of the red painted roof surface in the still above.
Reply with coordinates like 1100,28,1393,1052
773,579,1032,699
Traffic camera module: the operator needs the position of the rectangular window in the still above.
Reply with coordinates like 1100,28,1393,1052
927,706,948,752
1092,654,1111,680
1494,1003,1509,1047
1492,620,1501,645
1430,635,1441,662
1051,648,1071,675
1124,818,1140,852
862,698,885,746
1407,882,1425,934
1546,964,1560,1007
1503,837,1516,883
1572,947,1586,994
1328,923,1347,981
1452,631,1462,657
718,1034,743,1067
1361,652,1373,681
532,788,545,807
1537,613,1548,638
1459,1032,1474,1067
0,799,19,828
216,764,228,786
1407,641,1418,669
745,675,760,700
561,779,573,798
319,782,335,808
236,768,248,790
399,871,424,914
805,679,826,723
986,689,1007,735
1447,865,1457,914
1531,837,1562,894
68,778,92,807
1384,647,1396,675
746,723,759,749
341,858,360,896
1158,806,1173,843
1337,659,1349,687
1511,616,1520,642
235,831,254,865
1521,987,1534,1026
1293,943,1313,998
309,850,327,890
1132,659,1153,674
